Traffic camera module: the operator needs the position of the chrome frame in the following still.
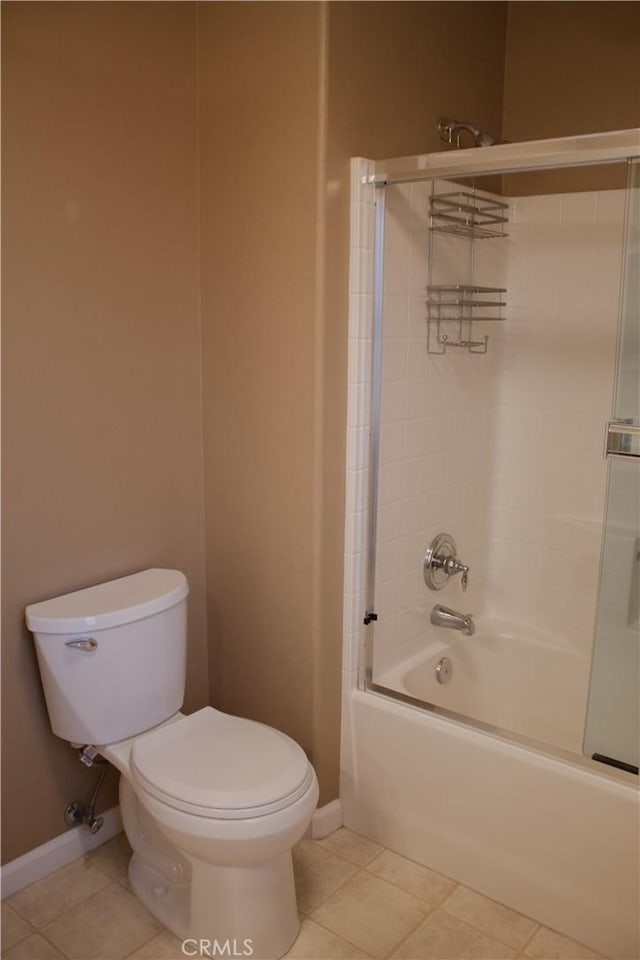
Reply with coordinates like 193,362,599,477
360,185,386,689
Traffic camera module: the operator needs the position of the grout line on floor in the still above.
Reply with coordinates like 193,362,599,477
382,902,437,959
304,914,377,960
519,921,542,956
438,887,544,955
7,851,118,929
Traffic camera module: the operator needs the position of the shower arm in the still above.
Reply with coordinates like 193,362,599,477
438,117,498,149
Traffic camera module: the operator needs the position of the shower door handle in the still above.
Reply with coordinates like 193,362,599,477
605,420,640,459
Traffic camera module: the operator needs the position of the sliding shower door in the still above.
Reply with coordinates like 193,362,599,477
584,159,640,773
361,149,639,768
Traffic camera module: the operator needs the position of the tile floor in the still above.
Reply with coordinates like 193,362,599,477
1,829,607,960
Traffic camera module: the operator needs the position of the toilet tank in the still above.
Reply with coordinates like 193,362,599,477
25,569,189,746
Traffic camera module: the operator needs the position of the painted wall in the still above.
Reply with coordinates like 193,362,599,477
1,2,207,863
197,2,326,789
503,1,640,194
504,1,640,142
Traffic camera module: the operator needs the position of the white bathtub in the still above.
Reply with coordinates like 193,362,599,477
374,619,591,755
340,684,639,958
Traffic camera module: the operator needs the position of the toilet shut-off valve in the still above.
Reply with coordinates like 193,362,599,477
423,533,470,592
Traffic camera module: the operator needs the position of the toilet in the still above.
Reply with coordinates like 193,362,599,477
25,569,319,959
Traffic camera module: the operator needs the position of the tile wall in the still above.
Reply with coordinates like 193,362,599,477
372,179,508,675
486,190,626,658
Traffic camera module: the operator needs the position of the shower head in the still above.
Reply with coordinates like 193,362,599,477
438,117,499,149
474,129,498,147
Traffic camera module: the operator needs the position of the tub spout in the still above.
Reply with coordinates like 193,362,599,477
431,604,476,636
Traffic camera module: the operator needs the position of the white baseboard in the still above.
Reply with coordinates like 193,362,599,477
309,798,343,839
1,806,123,899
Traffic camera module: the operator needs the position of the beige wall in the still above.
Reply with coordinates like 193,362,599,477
197,1,326,789
1,2,207,863
503,1,640,194
504,1,640,142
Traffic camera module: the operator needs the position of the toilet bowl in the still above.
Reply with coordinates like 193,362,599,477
104,707,318,957
26,569,318,959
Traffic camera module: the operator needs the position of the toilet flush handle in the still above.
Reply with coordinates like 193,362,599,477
65,638,98,652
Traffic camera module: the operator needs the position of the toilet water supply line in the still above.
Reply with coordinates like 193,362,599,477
64,748,109,835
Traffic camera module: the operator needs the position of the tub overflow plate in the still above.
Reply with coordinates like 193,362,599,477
435,657,453,685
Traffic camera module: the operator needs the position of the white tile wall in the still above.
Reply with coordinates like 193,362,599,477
486,189,626,666
344,163,626,740
369,179,507,675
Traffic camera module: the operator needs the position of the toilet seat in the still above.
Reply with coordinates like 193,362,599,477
131,707,313,820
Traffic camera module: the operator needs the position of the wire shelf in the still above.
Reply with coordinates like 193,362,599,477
429,191,509,240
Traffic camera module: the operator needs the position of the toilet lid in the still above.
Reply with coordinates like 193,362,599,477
131,707,313,819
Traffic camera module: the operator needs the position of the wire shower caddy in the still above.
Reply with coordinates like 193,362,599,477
426,189,509,354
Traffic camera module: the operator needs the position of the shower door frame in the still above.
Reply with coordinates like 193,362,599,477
360,128,640,776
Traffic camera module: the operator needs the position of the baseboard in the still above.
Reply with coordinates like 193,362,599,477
1,805,123,899
2,798,342,898
308,798,343,839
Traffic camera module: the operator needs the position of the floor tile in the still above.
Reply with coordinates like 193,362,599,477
87,833,132,880
285,918,371,958
293,839,358,913
2,933,65,959
311,870,426,959
128,929,185,958
9,857,112,927
42,882,161,959
523,926,603,959
394,909,518,959
367,849,456,910
441,885,539,950
317,829,383,867
1,902,34,951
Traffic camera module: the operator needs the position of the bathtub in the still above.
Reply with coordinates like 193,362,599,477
340,681,639,958
374,619,591,755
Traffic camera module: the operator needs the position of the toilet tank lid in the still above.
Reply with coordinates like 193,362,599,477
25,569,188,634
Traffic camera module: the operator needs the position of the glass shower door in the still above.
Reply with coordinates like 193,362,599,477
584,159,640,773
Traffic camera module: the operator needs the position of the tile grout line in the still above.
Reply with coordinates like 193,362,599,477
301,914,376,960
381,898,442,959
7,849,127,928
307,864,433,960
436,887,543,955
2,923,75,960
299,863,359,918
0,928,36,957
430,905,537,957
32,877,150,958
518,921,542,957
123,926,164,960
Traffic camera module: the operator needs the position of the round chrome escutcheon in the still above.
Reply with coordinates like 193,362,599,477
435,656,453,685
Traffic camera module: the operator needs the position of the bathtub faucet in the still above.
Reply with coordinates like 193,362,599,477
431,604,476,637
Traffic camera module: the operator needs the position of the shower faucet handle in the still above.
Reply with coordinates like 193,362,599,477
423,533,470,592
443,556,469,592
